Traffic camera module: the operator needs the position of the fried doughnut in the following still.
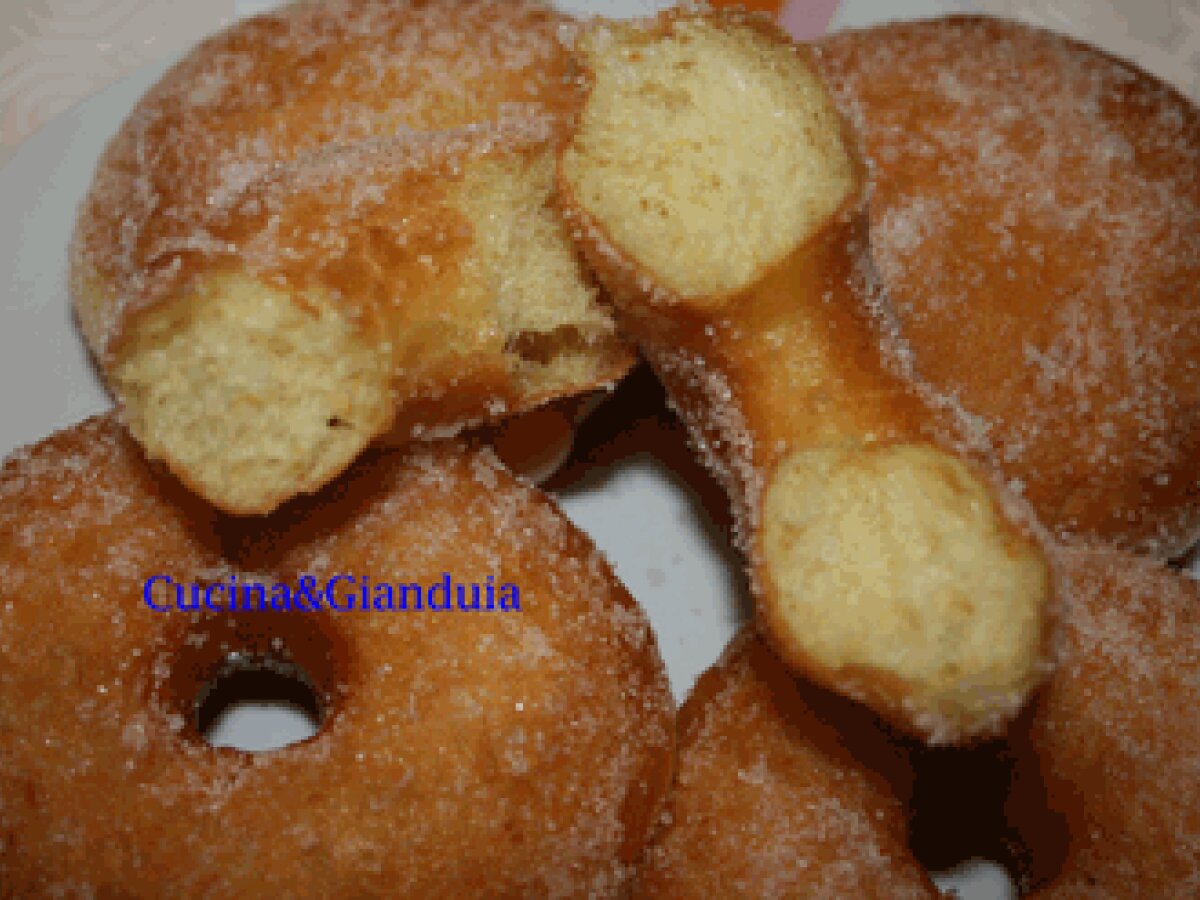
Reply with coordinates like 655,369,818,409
1003,545,1200,895
816,17,1200,558
556,10,1055,742
0,414,674,896
71,0,634,515
633,629,938,898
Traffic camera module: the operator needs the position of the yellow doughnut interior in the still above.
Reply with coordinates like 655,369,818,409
560,15,856,302
112,276,393,515
761,443,1050,736
455,152,621,394
107,148,623,514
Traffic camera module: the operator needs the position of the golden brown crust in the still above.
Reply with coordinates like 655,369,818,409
614,187,1055,740
816,16,1200,558
556,10,915,556
1005,545,1200,896
0,414,674,896
556,9,1056,742
72,0,578,355
71,0,634,515
633,629,938,898
563,146,928,490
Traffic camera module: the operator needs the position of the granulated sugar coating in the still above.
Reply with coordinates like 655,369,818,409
816,16,1200,558
69,0,633,516
1005,545,1200,895
633,629,938,898
72,0,585,355
0,415,674,896
557,9,1056,743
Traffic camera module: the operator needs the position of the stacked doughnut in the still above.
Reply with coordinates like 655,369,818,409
71,0,634,514
632,629,939,897
559,8,1059,742
812,16,1200,893
554,6,1198,895
8,1,671,893
1008,545,1200,896
816,16,1200,559
0,415,674,895
1,0,1197,895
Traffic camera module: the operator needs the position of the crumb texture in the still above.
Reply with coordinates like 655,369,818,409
760,443,1048,739
113,273,392,513
71,0,633,512
561,15,856,302
558,11,1054,742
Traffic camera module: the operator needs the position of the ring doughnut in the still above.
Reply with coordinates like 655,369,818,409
633,629,937,898
0,414,674,895
556,9,1055,741
816,16,1200,558
71,0,634,515
1004,545,1200,895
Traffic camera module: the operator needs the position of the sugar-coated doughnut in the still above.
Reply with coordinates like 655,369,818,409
633,629,937,898
557,9,1055,742
1004,545,1200,895
0,415,674,896
816,16,1200,558
71,0,633,515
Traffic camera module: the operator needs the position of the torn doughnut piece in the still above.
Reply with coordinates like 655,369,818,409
71,0,633,515
557,10,1055,742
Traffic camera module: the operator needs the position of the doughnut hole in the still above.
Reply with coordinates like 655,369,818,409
759,443,1050,742
560,14,856,304
157,605,354,751
197,661,323,752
